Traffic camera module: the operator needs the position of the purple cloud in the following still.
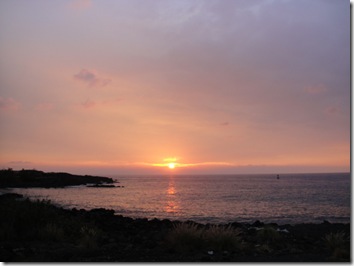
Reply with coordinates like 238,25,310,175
220,122,229,126
81,99,96,109
303,84,328,95
74,69,111,88
325,106,342,116
0,97,20,111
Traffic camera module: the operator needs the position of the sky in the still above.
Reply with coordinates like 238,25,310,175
0,0,350,175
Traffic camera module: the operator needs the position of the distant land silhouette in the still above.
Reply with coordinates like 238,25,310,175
0,168,114,188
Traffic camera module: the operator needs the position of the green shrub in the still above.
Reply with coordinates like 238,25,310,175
39,223,66,241
167,222,204,252
203,225,241,251
167,222,242,253
78,225,101,250
257,243,273,254
323,231,347,251
256,226,280,244
323,231,349,260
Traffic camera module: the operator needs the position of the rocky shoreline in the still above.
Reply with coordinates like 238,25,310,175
0,169,114,188
0,192,350,262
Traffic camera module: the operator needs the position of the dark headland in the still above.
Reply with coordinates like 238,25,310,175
0,168,114,188
0,169,350,262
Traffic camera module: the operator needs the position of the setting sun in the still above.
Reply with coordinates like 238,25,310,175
168,163,175,169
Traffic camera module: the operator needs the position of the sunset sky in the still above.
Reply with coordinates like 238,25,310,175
0,0,350,175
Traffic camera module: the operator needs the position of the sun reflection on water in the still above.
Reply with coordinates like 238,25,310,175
165,176,179,213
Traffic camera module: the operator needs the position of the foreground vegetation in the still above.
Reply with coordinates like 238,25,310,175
0,193,350,262
167,223,242,253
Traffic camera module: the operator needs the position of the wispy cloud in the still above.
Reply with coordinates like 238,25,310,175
148,161,235,168
77,98,122,110
74,69,111,88
0,97,20,111
220,122,229,126
303,84,328,95
325,106,343,116
81,99,96,109
8,161,32,165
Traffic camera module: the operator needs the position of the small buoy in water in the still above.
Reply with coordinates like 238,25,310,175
277,174,280,179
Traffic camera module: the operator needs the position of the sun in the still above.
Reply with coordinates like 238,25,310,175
168,163,175,169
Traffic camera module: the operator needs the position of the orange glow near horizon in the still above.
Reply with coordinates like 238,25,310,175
148,158,236,170
1,153,349,174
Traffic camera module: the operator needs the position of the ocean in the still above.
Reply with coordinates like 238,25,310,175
10,173,350,225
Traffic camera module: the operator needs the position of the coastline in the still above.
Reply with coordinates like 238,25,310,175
0,169,115,188
0,192,350,262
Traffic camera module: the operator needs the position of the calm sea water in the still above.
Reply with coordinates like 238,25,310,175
9,173,350,225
